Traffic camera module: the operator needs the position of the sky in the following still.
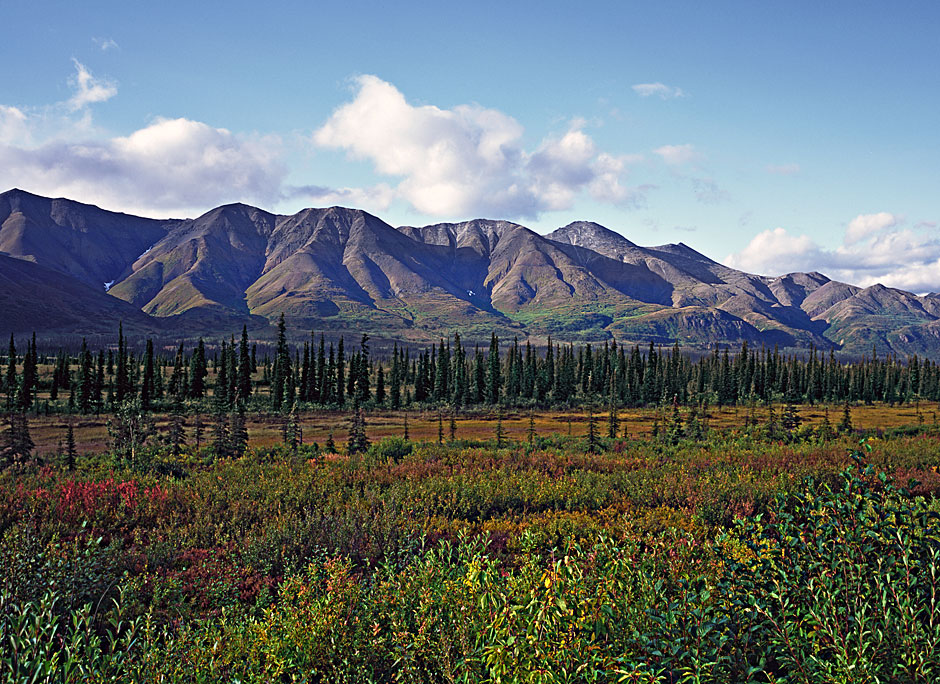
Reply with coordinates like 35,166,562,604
1,1,939,291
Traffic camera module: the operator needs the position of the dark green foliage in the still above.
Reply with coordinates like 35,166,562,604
4,335,16,410
839,398,854,433
1,411,33,468
586,406,600,453
494,407,506,447
237,325,252,402
346,405,369,455
167,409,186,458
188,339,207,399
64,420,76,470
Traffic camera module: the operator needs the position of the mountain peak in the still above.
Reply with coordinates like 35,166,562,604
549,221,637,249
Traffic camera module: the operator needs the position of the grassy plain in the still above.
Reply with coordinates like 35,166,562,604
25,400,940,457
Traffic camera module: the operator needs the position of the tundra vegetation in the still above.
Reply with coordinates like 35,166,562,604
2,323,940,682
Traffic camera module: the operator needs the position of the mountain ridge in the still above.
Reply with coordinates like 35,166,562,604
1,188,937,358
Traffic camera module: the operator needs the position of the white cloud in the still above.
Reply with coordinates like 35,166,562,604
284,183,395,213
632,82,685,99
726,214,940,293
93,37,119,51
845,211,898,245
67,59,117,111
654,143,698,165
0,117,286,217
0,105,29,144
725,227,821,275
766,163,800,175
313,75,643,218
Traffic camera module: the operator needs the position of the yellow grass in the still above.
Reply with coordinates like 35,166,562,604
19,401,938,458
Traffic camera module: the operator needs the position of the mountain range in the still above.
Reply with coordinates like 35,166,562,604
2,188,939,358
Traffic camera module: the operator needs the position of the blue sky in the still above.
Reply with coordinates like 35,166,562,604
2,1,939,291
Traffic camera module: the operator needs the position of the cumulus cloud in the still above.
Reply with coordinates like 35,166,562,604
313,75,643,218
0,117,286,217
67,59,117,111
725,227,821,275
725,214,940,293
632,82,685,99
654,143,698,165
0,105,29,143
845,211,899,245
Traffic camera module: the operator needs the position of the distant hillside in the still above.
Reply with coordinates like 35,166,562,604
1,188,938,358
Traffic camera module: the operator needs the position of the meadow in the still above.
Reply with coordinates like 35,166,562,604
3,401,940,683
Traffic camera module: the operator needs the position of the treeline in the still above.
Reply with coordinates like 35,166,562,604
4,316,940,417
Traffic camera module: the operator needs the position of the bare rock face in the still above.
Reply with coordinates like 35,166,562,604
2,188,939,357
0,189,175,289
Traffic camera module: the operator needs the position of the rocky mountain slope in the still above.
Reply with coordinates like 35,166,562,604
1,188,937,358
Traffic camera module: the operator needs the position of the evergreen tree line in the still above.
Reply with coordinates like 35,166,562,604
4,319,940,417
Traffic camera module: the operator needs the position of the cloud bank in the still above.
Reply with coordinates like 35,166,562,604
726,212,940,293
313,75,645,218
0,114,285,217
0,62,287,217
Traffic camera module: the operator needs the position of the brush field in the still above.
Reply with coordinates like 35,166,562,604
3,403,940,682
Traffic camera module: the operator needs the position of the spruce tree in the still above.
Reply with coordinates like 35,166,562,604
65,420,77,471
607,376,619,439
168,409,186,457
286,407,300,455
5,335,16,410
19,335,36,411
668,403,685,445
818,407,834,441
494,407,506,448
346,403,369,454
390,343,401,409
193,412,204,450
189,339,207,399
839,399,854,433
229,402,248,457
211,406,230,459
315,334,326,404
452,332,466,408
375,364,386,405
487,334,501,405
272,314,291,411
77,339,94,414
2,411,34,468
357,334,371,402
141,339,155,411
215,341,230,407
586,407,600,454
94,350,105,415
336,338,345,406
116,323,129,403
